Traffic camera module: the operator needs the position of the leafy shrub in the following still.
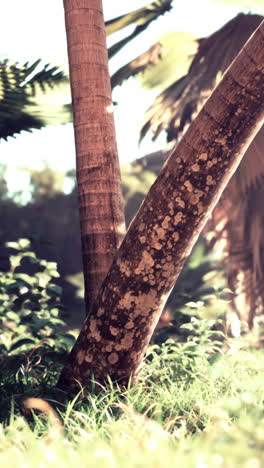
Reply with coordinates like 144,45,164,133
152,238,230,344
0,238,75,355
145,316,225,386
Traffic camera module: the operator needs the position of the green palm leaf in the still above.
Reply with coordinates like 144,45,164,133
138,12,264,328
111,31,196,91
0,60,70,140
140,13,263,142
111,43,164,88
106,0,173,58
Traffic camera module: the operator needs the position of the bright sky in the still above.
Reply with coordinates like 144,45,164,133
0,0,260,199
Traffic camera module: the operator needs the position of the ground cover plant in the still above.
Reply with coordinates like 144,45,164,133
1,333,264,467
1,243,264,467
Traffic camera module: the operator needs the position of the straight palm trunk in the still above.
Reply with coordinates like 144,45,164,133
58,20,264,392
63,0,125,313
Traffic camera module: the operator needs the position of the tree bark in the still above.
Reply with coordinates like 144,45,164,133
63,0,125,313
58,20,264,391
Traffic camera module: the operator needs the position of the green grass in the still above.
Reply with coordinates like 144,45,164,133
0,337,264,468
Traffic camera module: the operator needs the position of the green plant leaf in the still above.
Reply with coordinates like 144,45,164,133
5,241,19,249
46,284,62,295
0,59,70,140
6,311,19,321
18,239,31,249
9,338,36,352
106,0,173,58
15,273,35,285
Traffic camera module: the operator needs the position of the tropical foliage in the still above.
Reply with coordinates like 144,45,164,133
141,13,264,330
2,4,263,331
139,13,263,141
1,319,264,467
106,0,173,58
0,238,75,355
0,59,70,139
109,8,264,330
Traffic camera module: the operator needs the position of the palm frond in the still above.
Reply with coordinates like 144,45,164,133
204,125,264,328
138,12,264,328
111,31,197,91
0,60,70,140
25,61,69,96
140,13,263,142
106,0,173,58
137,31,197,91
134,123,264,329
111,43,163,88
106,0,173,35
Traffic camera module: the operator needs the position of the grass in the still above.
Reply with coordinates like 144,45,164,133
0,333,264,468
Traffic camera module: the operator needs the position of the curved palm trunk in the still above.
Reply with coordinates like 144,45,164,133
63,0,125,313
58,20,264,392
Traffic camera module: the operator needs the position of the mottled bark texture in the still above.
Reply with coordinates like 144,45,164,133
63,0,125,313
58,20,264,391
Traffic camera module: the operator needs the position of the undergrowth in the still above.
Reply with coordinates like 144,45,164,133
1,345,264,468
0,240,264,467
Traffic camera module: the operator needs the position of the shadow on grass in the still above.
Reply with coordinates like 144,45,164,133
0,348,71,424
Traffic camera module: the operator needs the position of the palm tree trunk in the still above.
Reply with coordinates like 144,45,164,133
63,0,125,314
58,20,264,392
